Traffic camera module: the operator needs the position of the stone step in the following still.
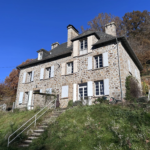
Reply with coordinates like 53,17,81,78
31,132,42,136
28,136,38,140
24,140,32,144
34,129,45,133
19,144,29,147
38,125,48,129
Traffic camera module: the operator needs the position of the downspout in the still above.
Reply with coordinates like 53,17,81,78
116,37,123,101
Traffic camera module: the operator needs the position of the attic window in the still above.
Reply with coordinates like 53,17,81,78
39,52,43,60
80,38,88,55
38,52,43,60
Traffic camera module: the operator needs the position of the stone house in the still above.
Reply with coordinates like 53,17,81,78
16,22,143,109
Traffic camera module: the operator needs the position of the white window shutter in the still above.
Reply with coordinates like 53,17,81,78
51,65,54,77
28,91,32,110
73,84,77,102
128,60,131,72
88,81,93,96
19,92,24,104
88,56,92,70
61,63,66,75
62,85,68,98
103,52,109,67
40,68,44,79
88,35,92,53
73,41,79,57
22,72,26,83
74,60,78,73
104,79,109,95
31,71,34,81
40,89,42,93
46,88,52,94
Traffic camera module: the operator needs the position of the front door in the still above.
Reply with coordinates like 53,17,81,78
79,83,88,105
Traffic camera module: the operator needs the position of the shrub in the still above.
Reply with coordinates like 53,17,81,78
94,97,108,104
125,75,141,102
67,100,73,108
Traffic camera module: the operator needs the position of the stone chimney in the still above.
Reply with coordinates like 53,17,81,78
105,22,116,36
51,42,59,49
67,24,79,47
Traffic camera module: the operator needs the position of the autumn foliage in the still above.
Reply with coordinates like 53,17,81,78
81,11,150,71
1,59,34,103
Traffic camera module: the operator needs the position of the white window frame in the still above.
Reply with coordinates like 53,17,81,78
67,62,73,74
28,72,32,82
46,67,51,78
95,80,104,96
39,52,43,60
94,55,103,69
80,38,88,55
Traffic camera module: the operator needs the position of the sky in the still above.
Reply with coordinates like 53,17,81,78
0,0,149,81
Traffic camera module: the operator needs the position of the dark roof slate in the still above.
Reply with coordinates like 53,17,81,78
17,30,142,71
17,42,72,69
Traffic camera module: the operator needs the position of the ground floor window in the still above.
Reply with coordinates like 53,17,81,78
95,80,104,96
79,83,87,100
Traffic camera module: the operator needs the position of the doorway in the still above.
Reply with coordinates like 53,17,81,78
78,83,88,105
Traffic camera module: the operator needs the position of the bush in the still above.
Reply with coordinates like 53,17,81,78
94,97,108,104
67,100,73,108
125,75,141,102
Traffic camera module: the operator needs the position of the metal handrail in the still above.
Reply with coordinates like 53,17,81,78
7,99,56,147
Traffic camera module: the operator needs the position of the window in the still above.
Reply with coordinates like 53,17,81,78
95,81,104,96
27,72,32,82
46,67,51,78
80,39,88,55
67,62,73,74
95,55,103,69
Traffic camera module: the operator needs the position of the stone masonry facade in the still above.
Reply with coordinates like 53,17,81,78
16,23,142,109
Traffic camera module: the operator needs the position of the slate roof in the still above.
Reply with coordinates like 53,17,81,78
17,42,72,69
17,30,143,71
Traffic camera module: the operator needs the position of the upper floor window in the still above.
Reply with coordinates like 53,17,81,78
39,52,43,60
80,39,88,55
95,80,104,96
45,67,51,78
95,55,103,69
27,72,32,82
67,62,73,74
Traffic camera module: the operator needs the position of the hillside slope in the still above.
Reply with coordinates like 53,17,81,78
27,104,150,150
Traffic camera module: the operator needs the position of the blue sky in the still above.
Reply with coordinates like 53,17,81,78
0,0,149,81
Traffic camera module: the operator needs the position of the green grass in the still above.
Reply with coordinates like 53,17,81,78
0,108,49,150
27,104,150,150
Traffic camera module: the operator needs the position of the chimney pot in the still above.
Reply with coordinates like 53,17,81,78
51,42,59,49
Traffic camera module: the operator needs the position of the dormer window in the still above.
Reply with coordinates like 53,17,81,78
39,52,42,60
38,52,43,60
80,38,88,55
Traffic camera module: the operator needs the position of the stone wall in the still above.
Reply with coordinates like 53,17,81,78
118,43,141,98
16,42,141,109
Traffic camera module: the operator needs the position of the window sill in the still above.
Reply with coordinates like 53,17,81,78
90,66,108,71
24,81,33,84
40,77,53,81
61,97,68,99
65,73,74,76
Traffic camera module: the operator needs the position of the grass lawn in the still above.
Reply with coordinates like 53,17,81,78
27,103,150,150
0,108,48,150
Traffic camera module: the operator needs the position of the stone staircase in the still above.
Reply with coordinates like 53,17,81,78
19,109,66,147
